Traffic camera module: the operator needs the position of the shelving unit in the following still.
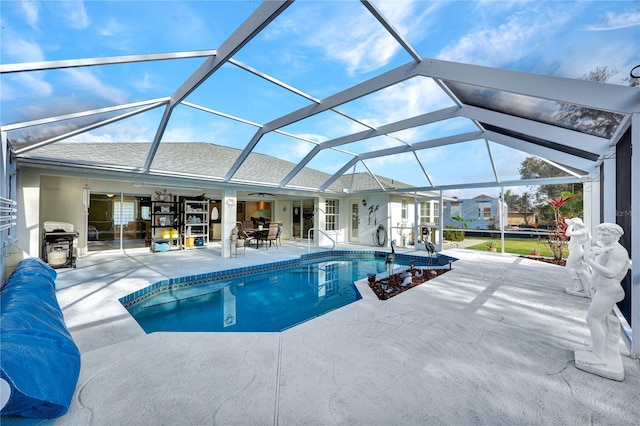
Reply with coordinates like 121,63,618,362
150,199,181,252
182,200,209,249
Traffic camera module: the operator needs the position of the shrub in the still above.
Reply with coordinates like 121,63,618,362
444,226,464,242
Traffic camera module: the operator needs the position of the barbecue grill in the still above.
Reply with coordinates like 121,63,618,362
42,221,78,268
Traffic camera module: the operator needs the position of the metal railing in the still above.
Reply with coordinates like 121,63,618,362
307,227,336,252
0,196,17,233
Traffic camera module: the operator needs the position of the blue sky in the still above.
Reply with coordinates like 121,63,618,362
1,0,638,198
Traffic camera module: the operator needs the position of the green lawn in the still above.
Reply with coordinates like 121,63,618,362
463,236,567,258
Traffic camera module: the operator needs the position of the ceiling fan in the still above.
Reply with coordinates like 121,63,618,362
247,192,276,197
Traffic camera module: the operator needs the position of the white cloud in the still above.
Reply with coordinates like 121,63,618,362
585,10,640,31
163,126,202,143
2,36,45,62
373,0,443,48
19,0,39,29
341,77,454,153
1,73,52,103
366,78,452,125
258,137,316,164
306,11,400,75
68,117,155,143
16,73,54,97
59,0,90,29
61,68,129,104
131,73,156,92
98,18,123,37
269,1,436,76
438,6,574,67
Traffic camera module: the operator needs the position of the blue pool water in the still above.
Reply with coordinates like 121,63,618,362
122,251,456,333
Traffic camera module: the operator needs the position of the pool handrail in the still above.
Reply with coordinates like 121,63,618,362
307,227,336,251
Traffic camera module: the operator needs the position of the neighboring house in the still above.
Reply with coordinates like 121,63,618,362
443,194,507,230
506,209,536,227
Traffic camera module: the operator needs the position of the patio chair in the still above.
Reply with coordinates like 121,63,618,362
235,222,256,247
265,222,279,249
275,224,282,247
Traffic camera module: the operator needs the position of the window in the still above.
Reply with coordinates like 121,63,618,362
433,201,439,225
141,206,150,220
419,202,430,224
325,199,339,231
401,199,407,220
114,201,135,225
478,202,491,219
478,202,492,219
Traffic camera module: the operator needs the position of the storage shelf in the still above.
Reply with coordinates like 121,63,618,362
182,200,209,249
150,199,181,252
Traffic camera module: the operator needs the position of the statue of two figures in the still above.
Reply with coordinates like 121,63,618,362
565,221,631,381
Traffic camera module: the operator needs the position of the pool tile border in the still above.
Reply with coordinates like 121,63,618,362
119,250,458,309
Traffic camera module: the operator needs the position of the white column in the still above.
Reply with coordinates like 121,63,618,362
413,193,419,246
499,187,505,254
437,191,444,251
631,113,639,359
582,176,599,233
602,155,616,225
221,189,237,258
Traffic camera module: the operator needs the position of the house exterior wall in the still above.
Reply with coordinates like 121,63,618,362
1,134,19,280
13,166,404,259
388,195,415,247
358,195,390,247
8,165,442,268
443,197,507,230
16,168,153,259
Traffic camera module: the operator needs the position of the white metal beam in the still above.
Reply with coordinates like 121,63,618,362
229,62,426,182
462,105,610,155
318,131,483,191
354,175,587,195
264,61,423,134
0,51,217,74
13,101,165,155
631,112,639,358
278,106,460,186
419,58,639,114
1,98,169,132
483,130,595,172
144,0,293,173
361,0,421,62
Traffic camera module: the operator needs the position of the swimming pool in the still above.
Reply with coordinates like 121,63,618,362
120,251,457,333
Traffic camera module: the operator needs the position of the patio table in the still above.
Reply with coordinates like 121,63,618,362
247,229,269,248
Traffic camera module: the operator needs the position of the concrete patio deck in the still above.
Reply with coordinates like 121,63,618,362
4,242,639,425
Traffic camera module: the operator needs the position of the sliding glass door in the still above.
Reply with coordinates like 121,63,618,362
88,193,150,251
291,199,314,240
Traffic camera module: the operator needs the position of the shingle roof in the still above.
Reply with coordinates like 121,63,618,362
23,142,423,195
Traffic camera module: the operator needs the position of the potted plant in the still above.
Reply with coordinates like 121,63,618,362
530,246,540,256
486,240,497,252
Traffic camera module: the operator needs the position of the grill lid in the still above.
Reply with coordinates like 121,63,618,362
43,221,75,233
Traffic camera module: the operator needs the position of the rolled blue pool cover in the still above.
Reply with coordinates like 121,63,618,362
1,258,81,418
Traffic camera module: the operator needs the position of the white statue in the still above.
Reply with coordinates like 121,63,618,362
564,217,592,297
401,270,412,287
574,223,630,381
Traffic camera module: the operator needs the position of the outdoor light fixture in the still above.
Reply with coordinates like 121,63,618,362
362,199,367,206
